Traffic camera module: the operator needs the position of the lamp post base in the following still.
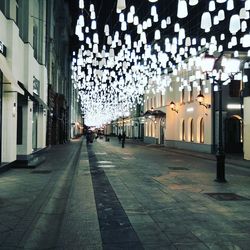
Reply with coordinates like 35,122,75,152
215,152,227,183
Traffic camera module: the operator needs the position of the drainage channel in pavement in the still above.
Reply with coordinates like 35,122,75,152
87,145,144,250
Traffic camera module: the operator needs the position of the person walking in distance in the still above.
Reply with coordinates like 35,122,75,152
121,132,126,148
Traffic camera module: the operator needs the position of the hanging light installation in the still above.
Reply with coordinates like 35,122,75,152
177,0,188,18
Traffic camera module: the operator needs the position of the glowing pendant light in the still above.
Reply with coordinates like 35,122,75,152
79,0,84,9
200,12,212,32
189,0,198,6
229,14,241,34
117,0,126,12
148,0,158,2
227,0,234,11
177,0,188,19
216,0,226,3
209,1,215,12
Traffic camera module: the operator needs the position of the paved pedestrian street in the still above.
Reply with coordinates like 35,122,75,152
0,137,250,249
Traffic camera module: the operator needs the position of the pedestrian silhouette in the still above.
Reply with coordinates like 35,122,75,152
121,132,126,148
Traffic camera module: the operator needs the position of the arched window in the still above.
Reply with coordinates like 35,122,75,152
182,120,185,141
200,118,204,143
190,119,194,142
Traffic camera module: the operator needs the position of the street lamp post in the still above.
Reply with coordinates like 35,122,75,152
202,54,241,183
215,78,226,182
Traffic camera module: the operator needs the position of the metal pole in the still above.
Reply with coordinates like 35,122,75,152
215,79,226,182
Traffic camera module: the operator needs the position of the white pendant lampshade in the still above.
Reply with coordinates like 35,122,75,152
216,0,227,3
242,34,250,47
177,0,188,19
148,0,158,2
117,0,126,11
241,21,247,32
229,14,241,34
154,29,161,40
213,16,219,25
161,19,167,29
245,0,250,10
218,10,225,21
227,0,234,11
121,21,127,31
79,0,84,9
189,0,198,6
133,16,139,25
201,12,212,32
209,1,216,12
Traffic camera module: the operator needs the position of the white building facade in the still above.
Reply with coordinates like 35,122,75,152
0,0,47,165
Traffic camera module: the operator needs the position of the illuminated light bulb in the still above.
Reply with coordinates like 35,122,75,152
174,23,180,32
220,33,225,40
151,5,157,16
241,21,247,32
147,18,152,27
90,11,95,19
218,10,225,21
216,0,226,3
209,0,215,11
148,0,158,2
245,0,250,10
117,0,126,11
104,24,109,36
229,14,241,34
137,24,143,34
130,5,135,14
213,16,219,25
127,12,133,23
177,0,188,19
143,21,148,29
133,16,139,25
161,19,167,29
93,33,99,44
90,4,95,12
79,0,84,9
91,20,96,30
189,0,198,6
154,29,161,40
153,14,158,22
200,12,212,32
242,34,250,47
79,15,84,26
227,0,234,11
166,16,171,24
121,21,127,31
119,13,124,22
240,8,248,19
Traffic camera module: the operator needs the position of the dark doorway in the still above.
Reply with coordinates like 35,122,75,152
225,116,243,153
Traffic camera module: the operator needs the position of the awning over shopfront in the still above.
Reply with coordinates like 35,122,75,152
17,81,49,109
143,109,166,118
0,53,24,95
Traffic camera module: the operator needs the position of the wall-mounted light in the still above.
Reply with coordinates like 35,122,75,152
196,93,211,109
170,101,178,113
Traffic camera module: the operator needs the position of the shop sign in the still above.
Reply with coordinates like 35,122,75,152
0,41,7,57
